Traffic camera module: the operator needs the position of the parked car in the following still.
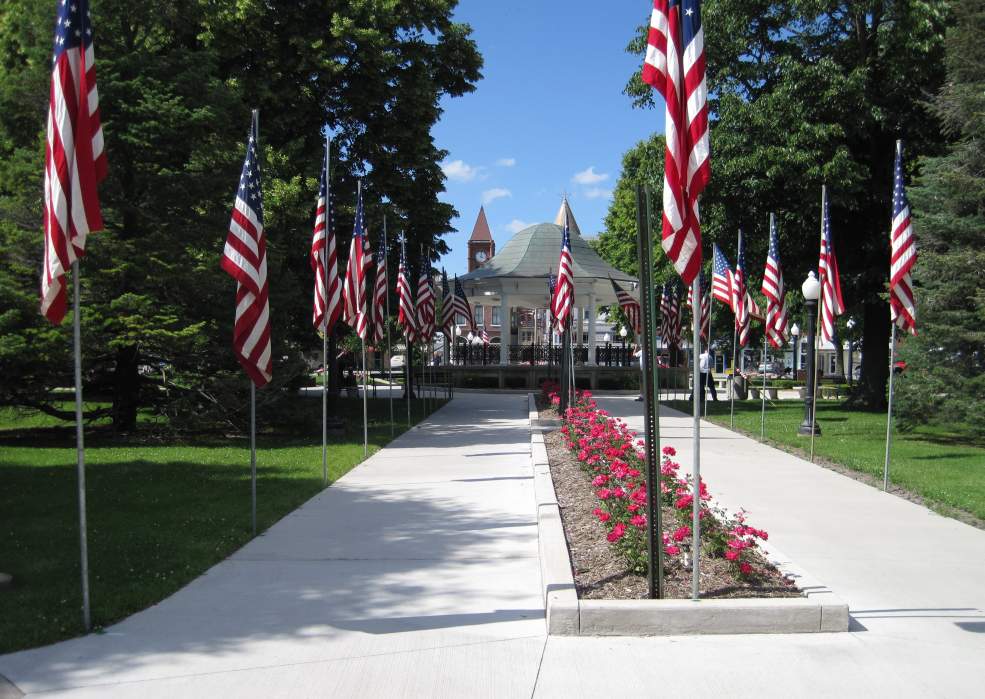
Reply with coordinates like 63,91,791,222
754,361,785,378
390,354,406,369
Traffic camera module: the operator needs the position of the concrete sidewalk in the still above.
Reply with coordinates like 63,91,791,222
5,393,984,698
532,396,985,698
0,394,546,698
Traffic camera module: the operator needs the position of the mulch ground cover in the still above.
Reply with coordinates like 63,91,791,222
544,428,800,600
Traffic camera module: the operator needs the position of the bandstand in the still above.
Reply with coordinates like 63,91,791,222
447,202,657,390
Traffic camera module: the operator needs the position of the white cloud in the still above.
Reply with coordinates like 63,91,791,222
584,187,614,200
505,219,534,234
442,159,480,182
482,188,512,205
496,157,516,167
572,166,609,185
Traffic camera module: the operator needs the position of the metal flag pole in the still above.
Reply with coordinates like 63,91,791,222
250,107,260,538
760,333,768,441
383,216,394,436
322,137,331,486
71,262,91,631
705,293,714,417
883,323,898,490
401,235,412,427
810,186,827,463
361,338,368,456
691,276,703,601
729,324,737,429
636,186,663,599
251,381,257,536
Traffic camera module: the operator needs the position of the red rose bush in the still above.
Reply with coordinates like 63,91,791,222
553,388,769,581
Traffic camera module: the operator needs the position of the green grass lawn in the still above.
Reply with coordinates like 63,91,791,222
0,396,445,654
665,398,985,523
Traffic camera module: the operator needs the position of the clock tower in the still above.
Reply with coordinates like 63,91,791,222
467,206,495,272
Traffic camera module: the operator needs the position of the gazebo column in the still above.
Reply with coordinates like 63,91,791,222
587,291,597,365
499,291,510,365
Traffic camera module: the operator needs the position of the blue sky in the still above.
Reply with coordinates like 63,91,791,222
433,1,662,275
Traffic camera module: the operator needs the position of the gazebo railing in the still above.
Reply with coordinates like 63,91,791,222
450,343,635,367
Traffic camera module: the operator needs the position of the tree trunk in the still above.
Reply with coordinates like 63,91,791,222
112,344,140,432
850,300,889,409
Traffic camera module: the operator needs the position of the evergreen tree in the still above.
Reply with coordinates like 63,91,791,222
0,0,481,430
895,0,985,435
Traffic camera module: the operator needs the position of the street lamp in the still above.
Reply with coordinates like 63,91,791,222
798,273,822,436
846,317,857,388
790,323,800,378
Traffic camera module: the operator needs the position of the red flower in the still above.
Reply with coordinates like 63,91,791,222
662,446,676,456
630,514,647,528
740,562,753,575
607,523,626,542
672,526,691,542
664,545,681,555
725,550,739,561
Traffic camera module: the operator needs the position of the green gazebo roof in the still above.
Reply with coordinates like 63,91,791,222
459,223,636,285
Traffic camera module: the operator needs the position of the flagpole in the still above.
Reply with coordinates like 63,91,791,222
705,297,714,417
760,332,768,441
71,262,91,632
690,276,702,601
250,107,259,538
406,338,412,427
359,335,368,455
322,137,331,487
883,323,898,490
729,324,737,429
251,380,257,536
383,216,394,436
811,186,827,463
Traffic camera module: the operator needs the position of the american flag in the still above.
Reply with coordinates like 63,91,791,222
711,244,734,309
41,0,107,324
342,182,373,341
371,233,388,344
890,141,917,335
669,280,683,347
415,253,435,343
761,214,789,348
551,213,575,330
310,140,342,336
220,114,272,387
453,275,477,333
610,278,641,335
687,272,710,339
396,238,417,344
819,189,845,343
439,268,455,338
481,326,491,346
642,0,710,284
659,283,673,348
733,229,758,348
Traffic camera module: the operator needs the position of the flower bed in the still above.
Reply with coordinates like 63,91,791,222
547,388,798,599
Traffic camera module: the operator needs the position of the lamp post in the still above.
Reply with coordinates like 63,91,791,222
790,323,800,378
846,317,856,388
798,273,822,436
619,325,628,367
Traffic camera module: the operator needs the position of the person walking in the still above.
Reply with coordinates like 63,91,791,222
701,346,718,401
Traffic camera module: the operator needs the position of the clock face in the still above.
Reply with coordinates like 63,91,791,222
475,250,488,262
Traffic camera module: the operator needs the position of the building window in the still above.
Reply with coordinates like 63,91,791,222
474,304,483,326
491,306,500,326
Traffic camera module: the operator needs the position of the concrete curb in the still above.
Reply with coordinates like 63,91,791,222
527,393,850,636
